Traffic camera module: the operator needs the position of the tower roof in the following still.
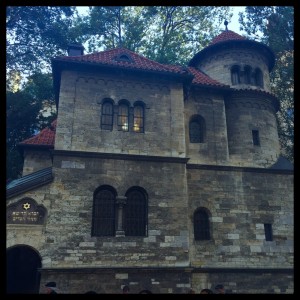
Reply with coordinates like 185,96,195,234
209,30,247,45
189,29,275,71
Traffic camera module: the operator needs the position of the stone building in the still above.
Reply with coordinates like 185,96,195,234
6,27,293,294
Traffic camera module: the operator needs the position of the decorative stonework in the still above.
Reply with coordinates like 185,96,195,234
7,197,47,225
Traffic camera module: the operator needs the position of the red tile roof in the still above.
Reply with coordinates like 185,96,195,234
209,30,247,46
53,47,228,88
188,67,229,87
19,119,56,147
54,48,188,76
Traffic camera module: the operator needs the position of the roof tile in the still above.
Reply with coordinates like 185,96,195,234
209,30,247,46
19,119,56,147
55,48,186,75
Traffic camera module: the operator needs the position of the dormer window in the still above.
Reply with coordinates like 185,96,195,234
114,53,133,63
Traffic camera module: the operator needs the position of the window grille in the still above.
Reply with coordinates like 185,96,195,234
92,188,116,236
125,189,147,236
118,103,129,131
133,105,144,132
194,209,210,240
101,101,114,130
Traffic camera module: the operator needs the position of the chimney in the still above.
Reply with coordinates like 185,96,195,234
67,43,84,56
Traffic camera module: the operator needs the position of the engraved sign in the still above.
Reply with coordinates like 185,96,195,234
7,198,46,225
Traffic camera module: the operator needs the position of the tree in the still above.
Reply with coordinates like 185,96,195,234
75,6,231,64
238,6,294,163
6,72,56,180
6,6,76,76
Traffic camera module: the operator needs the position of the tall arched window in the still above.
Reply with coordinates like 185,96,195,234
92,186,116,236
189,115,206,143
231,65,240,85
254,68,264,88
194,208,210,240
133,102,144,133
124,187,147,236
101,99,114,130
118,100,129,131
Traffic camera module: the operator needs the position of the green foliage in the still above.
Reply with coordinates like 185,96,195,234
239,6,294,163
6,6,76,75
77,6,231,65
6,73,56,180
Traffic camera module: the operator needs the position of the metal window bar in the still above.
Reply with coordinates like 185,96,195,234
194,210,210,240
101,102,113,130
118,104,129,131
125,190,146,236
92,190,115,236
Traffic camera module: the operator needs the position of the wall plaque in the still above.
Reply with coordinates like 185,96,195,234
7,198,46,225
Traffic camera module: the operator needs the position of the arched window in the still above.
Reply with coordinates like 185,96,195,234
189,115,206,143
194,208,210,240
101,99,114,130
244,65,252,84
133,102,144,133
118,100,129,131
92,186,116,236
231,65,240,85
254,68,264,88
124,187,147,236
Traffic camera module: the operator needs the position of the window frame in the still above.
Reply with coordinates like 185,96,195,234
189,115,206,143
264,223,273,241
117,100,130,131
101,99,114,131
252,129,260,146
254,68,264,88
124,187,148,237
133,102,145,133
194,208,211,241
231,65,240,85
92,186,117,237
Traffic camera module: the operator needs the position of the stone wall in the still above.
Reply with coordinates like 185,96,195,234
187,166,293,268
195,48,271,92
55,71,186,158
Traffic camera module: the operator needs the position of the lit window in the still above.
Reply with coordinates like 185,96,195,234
118,103,129,131
133,104,144,133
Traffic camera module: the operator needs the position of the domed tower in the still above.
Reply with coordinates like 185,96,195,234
188,21,280,167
